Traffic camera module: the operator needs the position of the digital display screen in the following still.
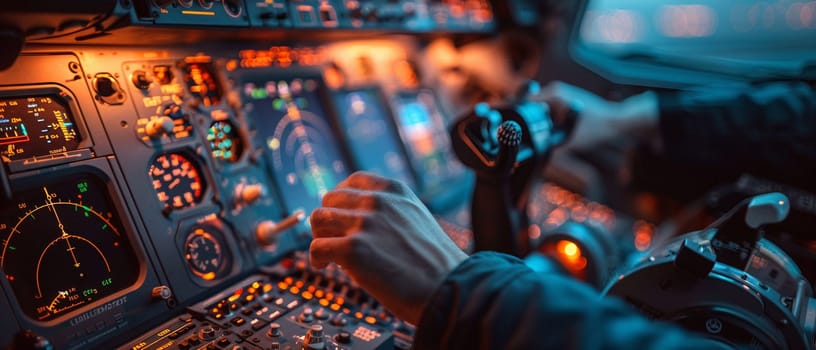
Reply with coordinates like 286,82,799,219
391,91,464,192
243,78,350,215
332,88,415,189
0,94,81,162
0,173,140,322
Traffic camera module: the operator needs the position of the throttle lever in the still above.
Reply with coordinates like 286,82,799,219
710,192,790,269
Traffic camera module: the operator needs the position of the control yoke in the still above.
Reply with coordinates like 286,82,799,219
450,82,578,256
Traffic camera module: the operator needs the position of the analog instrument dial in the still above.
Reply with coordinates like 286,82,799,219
184,226,231,281
149,152,206,210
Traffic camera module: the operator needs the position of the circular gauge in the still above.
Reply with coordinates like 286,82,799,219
149,153,206,210
184,227,231,281
0,173,140,322
207,120,243,163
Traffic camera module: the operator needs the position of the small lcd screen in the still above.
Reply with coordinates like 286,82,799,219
391,91,464,192
332,88,416,189
243,78,350,214
0,94,81,162
0,173,140,322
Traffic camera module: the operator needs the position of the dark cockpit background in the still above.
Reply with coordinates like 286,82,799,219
1,0,815,349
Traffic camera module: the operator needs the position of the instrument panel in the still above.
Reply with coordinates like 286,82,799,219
0,36,473,348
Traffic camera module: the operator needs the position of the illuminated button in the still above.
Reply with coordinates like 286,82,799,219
230,317,246,326
302,291,314,300
319,299,330,307
329,304,341,311
364,316,377,324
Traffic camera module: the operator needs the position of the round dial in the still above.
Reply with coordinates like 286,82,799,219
184,227,231,281
0,174,140,322
207,120,243,163
149,153,206,210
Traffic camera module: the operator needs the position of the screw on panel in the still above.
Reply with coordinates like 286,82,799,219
68,61,80,73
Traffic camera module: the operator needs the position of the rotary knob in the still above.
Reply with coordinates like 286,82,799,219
302,325,325,349
267,323,282,338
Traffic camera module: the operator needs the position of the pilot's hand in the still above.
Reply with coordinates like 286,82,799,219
309,171,468,325
532,81,660,152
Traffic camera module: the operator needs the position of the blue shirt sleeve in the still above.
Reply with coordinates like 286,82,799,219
414,252,728,349
657,82,816,191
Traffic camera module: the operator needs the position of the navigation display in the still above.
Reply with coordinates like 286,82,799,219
0,173,141,322
242,77,350,215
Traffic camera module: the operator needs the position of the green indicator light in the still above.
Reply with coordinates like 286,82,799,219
9,246,15,251
29,214,35,220
273,99,284,111
251,88,267,100
77,181,89,193
101,224,108,230
84,212,89,218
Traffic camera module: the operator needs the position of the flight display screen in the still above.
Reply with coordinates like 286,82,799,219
0,94,81,162
332,88,416,189
391,90,464,193
242,77,350,215
0,173,141,322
